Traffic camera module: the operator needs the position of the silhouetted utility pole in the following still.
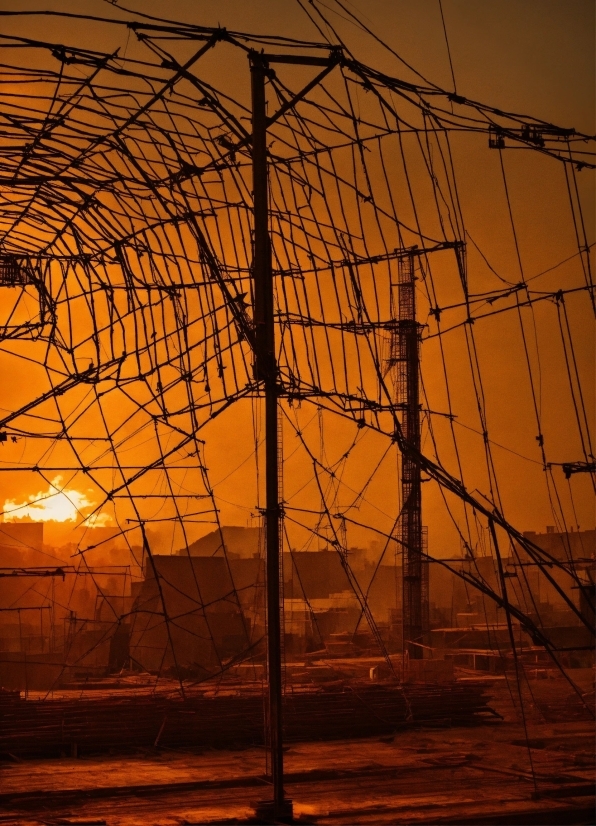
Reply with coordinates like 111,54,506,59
391,252,428,662
250,48,340,823
250,51,290,824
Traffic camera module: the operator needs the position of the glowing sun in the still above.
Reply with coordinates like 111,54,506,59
3,475,110,525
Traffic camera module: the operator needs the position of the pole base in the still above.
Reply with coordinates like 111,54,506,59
252,797,293,824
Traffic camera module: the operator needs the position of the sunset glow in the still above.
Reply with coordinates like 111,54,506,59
0,3,592,823
3,476,110,525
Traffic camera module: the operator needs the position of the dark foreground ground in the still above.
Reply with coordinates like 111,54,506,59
0,674,593,825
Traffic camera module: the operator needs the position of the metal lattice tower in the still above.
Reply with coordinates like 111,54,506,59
391,253,429,661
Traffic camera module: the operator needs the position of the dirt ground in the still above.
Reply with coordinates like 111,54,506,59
0,673,593,825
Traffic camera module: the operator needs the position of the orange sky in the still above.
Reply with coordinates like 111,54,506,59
0,1,593,562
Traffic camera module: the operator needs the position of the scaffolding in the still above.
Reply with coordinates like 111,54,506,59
390,253,429,659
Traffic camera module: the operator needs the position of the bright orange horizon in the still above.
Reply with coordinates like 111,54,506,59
0,0,593,566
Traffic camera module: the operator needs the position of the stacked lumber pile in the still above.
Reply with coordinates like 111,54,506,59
0,681,495,758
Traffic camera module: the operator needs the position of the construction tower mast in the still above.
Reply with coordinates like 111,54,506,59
391,253,428,661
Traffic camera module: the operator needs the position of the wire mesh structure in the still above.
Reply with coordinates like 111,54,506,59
0,7,593,723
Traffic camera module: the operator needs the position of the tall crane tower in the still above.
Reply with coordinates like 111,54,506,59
390,252,429,662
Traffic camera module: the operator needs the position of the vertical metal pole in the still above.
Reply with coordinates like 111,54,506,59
395,254,427,661
250,52,287,818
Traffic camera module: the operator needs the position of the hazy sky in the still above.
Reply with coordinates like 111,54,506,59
0,1,593,557
0,0,593,126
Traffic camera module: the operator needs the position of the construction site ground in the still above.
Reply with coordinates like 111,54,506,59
1,671,594,825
